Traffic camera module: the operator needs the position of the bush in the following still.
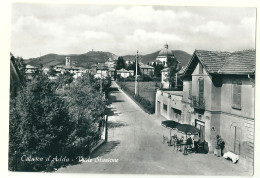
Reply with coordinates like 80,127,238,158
140,74,153,82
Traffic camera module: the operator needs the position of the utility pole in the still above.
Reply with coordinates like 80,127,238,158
135,50,139,95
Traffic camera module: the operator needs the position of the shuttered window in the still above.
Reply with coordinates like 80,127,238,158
232,82,242,109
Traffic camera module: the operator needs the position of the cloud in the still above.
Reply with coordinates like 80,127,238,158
11,4,256,58
192,21,231,37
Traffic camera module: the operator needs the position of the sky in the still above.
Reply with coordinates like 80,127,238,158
11,3,256,59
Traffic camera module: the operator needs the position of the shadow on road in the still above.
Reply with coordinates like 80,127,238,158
106,107,119,117
109,87,119,92
90,141,120,159
107,121,128,128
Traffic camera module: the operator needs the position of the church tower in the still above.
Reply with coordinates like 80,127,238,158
65,57,71,66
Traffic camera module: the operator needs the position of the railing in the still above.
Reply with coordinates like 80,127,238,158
191,96,205,109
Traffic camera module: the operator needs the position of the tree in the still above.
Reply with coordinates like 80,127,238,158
154,63,164,78
127,61,141,76
48,65,57,76
55,71,74,88
9,74,74,171
166,57,182,88
115,56,126,70
60,73,107,140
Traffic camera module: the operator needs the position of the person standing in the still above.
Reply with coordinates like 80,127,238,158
193,133,200,153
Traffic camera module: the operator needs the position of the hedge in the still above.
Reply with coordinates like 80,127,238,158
117,82,155,114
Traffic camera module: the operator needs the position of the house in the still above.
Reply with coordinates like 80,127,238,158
116,68,134,78
155,49,255,169
140,63,154,76
25,65,38,74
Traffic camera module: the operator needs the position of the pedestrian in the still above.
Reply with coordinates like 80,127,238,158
193,133,200,153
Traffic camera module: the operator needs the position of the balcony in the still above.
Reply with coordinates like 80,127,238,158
191,96,205,110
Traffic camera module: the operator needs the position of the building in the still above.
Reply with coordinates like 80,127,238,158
156,49,255,169
156,44,176,67
116,68,134,78
149,60,163,66
95,68,109,78
54,57,88,78
140,63,154,76
108,68,116,78
25,65,38,74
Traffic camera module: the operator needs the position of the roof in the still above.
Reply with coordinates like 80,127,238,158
184,49,255,75
117,68,134,73
140,64,154,69
26,65,38,69
158,44,175,57
161,68,168,72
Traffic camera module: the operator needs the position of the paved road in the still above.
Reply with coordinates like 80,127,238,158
57,81,251,175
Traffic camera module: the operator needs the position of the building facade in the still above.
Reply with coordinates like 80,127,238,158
117,68,134,78
156,49,255,169
140,63,154,76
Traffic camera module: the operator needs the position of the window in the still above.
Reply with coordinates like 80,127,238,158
163,104,167,111
172,108,181,122
232,81,242,109
199,62,203,74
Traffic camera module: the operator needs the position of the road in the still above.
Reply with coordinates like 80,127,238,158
57,81,251,175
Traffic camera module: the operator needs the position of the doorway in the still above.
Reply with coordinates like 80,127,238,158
195,119,205,143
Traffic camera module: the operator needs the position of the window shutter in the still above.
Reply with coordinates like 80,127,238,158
198,78,204,102
237,84,241,109
232,82,241,109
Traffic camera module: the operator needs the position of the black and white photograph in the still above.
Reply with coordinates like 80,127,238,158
6,1,257,176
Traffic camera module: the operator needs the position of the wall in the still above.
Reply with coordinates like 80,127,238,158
155,90,183,120
221,76,254,119
219,113,254,170
161,71,169,88
191,63,213,111
182,79,192,103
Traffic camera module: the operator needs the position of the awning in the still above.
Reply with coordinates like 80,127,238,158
161,120,180,129
176,124,199,135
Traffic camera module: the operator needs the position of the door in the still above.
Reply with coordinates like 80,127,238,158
231,123,241,155
195,119,205,143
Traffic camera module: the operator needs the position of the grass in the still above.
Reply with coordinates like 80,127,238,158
117,81,159,103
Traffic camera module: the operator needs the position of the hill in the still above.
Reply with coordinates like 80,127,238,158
25,51,118,68
122,50,192,67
